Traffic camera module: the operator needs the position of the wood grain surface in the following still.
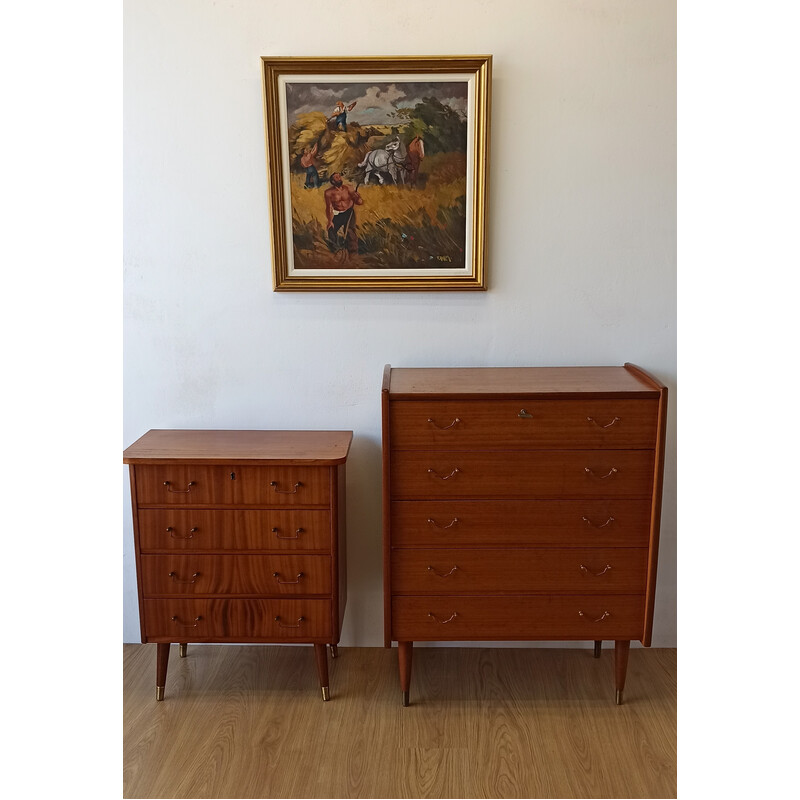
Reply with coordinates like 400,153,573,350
391,450,656,499
390,498,653,547
390,398,659,449
391,595,646,641
391,547,647,594
123,429,353,464
385,365,661,398
134,464,331,506
140,554,332,596
137,508,333,552
142,598,333,641
124,644,676,798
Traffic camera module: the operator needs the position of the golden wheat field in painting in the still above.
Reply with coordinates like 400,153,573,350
291,151,467,270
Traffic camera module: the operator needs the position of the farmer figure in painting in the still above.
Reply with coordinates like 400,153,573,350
407,134,425,187
329,100,357,131
301,143,320,188
325,172,363,256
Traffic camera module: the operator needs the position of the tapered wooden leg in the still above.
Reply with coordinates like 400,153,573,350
179,643,188,658
398,641,413,706
594,640,602,658
614,640,630,705
314,644,330,701
330,644,338,659
156,643,170,701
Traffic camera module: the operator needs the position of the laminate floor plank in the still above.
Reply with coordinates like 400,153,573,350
123,644,676,799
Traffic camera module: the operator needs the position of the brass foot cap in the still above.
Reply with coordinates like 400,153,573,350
179,645,188,658
402,690,410,707
321,686,330,701
156,686,165,701
615,689,623,705
330,645,338,659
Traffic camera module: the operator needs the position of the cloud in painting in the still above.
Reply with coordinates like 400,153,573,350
285,80,468,125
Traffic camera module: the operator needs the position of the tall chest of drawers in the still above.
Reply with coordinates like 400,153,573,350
124,429,351,701
381,365,667,705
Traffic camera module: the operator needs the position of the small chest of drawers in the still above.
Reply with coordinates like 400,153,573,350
381,364,667,705
124,429,351,701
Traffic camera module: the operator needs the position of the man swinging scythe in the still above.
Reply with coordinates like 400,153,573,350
324,172,363,260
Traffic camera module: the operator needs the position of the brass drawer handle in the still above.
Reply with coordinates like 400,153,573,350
427,417,461,430
517,409,533,418
427,565,458,578
166,526,199,539
171,615,202,628
581,516,615,529
579,564,612,577
163,481,196,493
587,416,621,429
578,610,611,623
427,468,460,480
168,571,200,584
427,517,459,529
273,526,304,540
274,615,305,628
428,612,458,624
270,481,303,494
584,467,618,479
273,571,304,584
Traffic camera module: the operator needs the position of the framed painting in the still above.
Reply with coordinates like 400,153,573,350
261,56,491,291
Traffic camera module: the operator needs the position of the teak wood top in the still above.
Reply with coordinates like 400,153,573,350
123,429,353,465
383,363,663,399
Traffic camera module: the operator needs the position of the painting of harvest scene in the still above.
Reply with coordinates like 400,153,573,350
283,79,470,271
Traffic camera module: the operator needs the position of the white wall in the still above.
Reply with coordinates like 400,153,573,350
123,0,676,646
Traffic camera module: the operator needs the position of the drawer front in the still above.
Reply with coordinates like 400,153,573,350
234,466,330,506
140,554,332,596
391,595,644,641
391,450,655,499
135,465,235,505
143,598,332,641
137,509,332,552
391,499,652,547
391,399,659,450
135,465,330,506
391,548,647,594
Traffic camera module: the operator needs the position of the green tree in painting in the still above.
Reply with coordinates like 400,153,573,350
390,97,468,154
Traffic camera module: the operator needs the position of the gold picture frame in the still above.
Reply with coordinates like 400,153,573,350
261,55,491,291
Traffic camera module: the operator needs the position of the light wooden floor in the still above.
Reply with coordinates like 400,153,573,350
123,643,676,799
